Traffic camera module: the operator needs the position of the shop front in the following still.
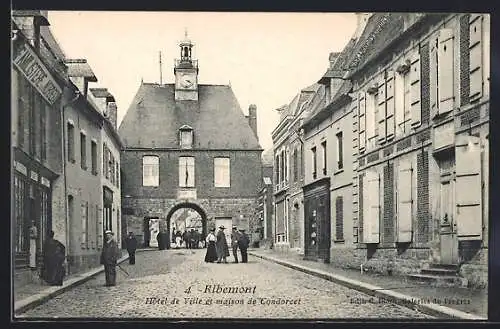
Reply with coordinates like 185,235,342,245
303,177,331,263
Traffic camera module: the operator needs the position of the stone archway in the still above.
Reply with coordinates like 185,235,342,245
165,202,208,249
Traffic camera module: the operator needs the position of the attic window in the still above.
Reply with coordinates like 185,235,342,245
179,125,193,149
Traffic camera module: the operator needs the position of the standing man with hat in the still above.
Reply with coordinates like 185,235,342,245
215,225,229,263
100,230,120,286
230,226,241,263
238,229,250,263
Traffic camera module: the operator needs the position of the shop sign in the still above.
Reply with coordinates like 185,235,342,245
13,43,62,105
30,170,39,182
14,161,27,175
41,177,50,188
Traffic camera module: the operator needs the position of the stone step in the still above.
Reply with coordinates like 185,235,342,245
429,263,460,271
421,268,458,276
406,273,465,287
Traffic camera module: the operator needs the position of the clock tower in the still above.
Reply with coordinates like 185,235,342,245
174,30,199,101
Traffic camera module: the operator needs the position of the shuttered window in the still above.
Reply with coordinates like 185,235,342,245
366,92,376,148
358,93,366,152
386,71,395,140
397,158,413,242
214,157,230,187
469,15,484,100
410,51,422,127
438,29,455,114
363,170,380,243
335,196,344,241
276,201,285,234
430,36,439,119
456,135,482,240
394,71,405,137
377,75,387,143
143,155,159,187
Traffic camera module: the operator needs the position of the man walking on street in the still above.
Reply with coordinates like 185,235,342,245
125,232,137,265
100,230,120,286
238,229,250,263
230,226,240,263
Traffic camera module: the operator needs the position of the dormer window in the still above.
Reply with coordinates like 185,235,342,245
179,125,193,149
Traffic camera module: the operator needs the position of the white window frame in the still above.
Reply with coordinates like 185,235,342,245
142,155,160,187
179,156,195,187
214,157,230,188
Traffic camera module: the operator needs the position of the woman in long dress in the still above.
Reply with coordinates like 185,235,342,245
204,228,217,263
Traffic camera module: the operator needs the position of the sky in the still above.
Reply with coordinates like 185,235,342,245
47,11,358,152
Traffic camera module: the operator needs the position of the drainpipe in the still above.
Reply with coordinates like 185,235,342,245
61,89,80,274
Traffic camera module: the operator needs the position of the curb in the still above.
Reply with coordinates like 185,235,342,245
14,254,131,315
250,252,486,320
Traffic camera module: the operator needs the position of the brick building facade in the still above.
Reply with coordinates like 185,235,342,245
345,13,489,288
11,11,124,286
119,35,263,247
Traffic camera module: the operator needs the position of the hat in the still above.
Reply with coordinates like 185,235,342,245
232,226,238,230
219,225,226,229
239,229,246,232
105,230,114,235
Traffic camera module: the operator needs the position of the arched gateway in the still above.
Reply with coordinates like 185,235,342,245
165,202,208,249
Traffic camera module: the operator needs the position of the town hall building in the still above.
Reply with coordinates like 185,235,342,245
119,34,263,247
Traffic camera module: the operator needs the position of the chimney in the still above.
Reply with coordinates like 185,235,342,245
107,102,118,130
353,13,372,40
248,104,258,140
12,10,49,50
328,52,340,69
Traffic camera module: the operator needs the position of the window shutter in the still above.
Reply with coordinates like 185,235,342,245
366,91,376,142
430,37,439,119
363,170,380,243
178,157,185,187
438,28,455,114
397,158,413,242
377,76,387,142
358,92,366,152
455,135,482,240
188,157,195,187
469,15,483,100
395,70,405,137
410,51,422,127
386,71,395,140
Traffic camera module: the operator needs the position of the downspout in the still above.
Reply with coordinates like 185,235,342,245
61,89,80,275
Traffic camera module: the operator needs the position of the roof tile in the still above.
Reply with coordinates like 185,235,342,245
119,84,261,150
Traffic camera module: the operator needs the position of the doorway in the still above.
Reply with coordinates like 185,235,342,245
439,178,458,265
165,202,207,250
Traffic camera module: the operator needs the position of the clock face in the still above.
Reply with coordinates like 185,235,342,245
180,74,195,89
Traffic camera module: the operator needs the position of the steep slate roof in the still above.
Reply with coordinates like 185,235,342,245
119,83,261,150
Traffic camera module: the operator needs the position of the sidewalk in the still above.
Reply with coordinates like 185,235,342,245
249,249,487,320
13,248,157,315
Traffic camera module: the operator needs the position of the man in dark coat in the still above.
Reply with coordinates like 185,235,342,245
238,229,250,263
100,230,120,286
185,230,192,249
41,231,66,286
230,226,241,263
215,225,229,263
125,232,138,265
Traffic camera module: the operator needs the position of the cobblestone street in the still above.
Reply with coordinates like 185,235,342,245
18,250,432,319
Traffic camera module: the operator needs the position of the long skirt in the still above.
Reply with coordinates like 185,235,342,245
204,241,217,262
